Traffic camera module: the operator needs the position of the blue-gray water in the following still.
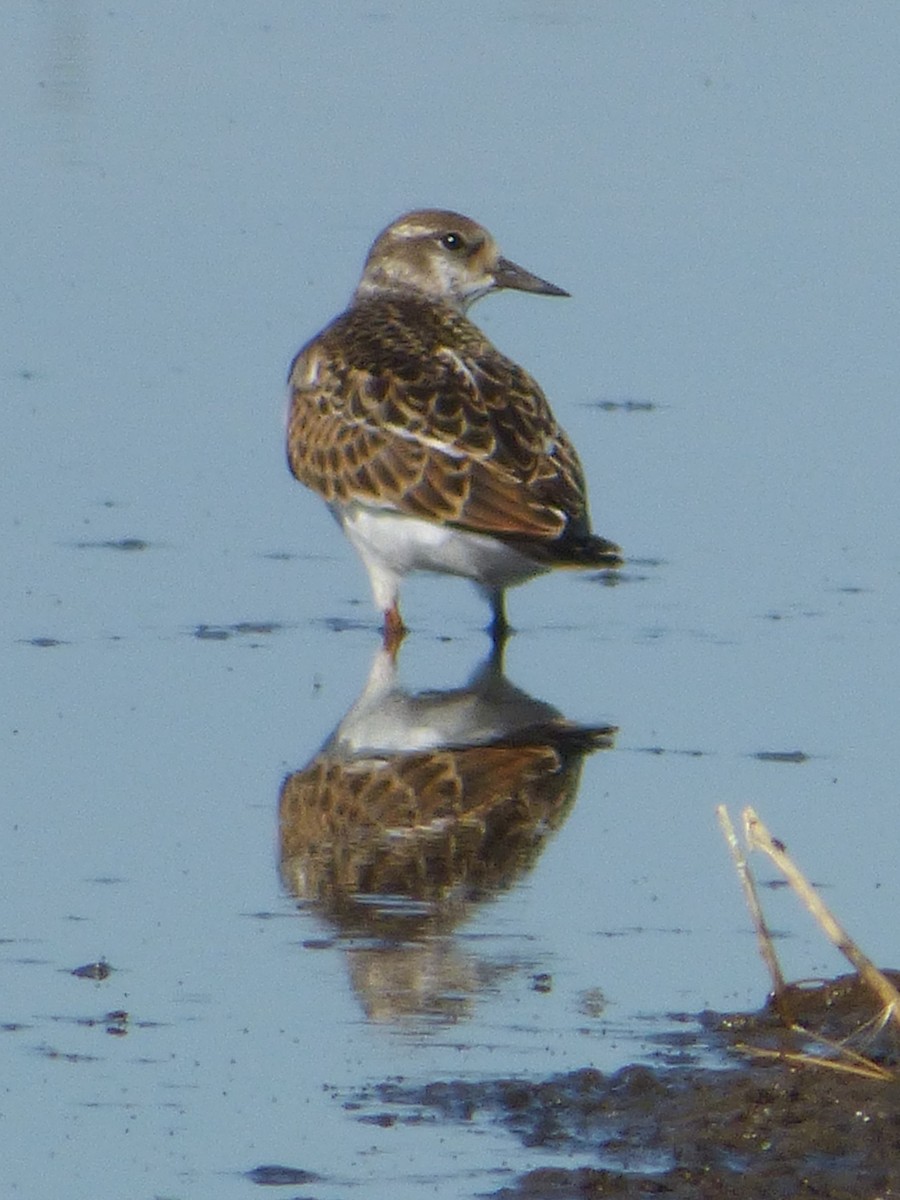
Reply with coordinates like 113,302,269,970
4,3,900,1197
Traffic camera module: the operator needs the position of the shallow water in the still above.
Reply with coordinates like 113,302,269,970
4,3,900,1197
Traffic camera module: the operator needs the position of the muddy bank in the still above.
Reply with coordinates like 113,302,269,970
355,976,900,1199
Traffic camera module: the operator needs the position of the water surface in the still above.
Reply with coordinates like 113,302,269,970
3,3,900,1197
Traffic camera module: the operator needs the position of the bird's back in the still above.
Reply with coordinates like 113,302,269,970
287,293,602,555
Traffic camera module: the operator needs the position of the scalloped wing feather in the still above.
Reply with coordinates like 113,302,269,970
287,300,592,543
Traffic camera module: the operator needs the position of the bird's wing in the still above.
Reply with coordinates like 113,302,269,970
287,324,591,542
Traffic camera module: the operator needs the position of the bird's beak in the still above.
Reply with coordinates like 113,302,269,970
493,256,570,297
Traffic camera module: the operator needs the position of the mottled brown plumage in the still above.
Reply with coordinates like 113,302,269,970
278,643,617,963
286,210,621,639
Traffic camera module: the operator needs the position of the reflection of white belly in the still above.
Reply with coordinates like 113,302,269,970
338,503,547,603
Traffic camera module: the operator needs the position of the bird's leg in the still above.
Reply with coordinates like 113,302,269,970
382,602,407,656
487,590,511,645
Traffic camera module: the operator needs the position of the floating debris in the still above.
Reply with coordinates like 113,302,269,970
193,621,281,640
590,397,658,412
71,960,111,981
245,1164,323,1186
75,537,151,552
753,750,809,764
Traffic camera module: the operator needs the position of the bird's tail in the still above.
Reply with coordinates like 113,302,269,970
552,533,623,570
499,527,624,570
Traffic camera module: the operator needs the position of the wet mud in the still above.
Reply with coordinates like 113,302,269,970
354,975,900,1198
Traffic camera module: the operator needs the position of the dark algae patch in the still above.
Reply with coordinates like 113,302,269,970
356,979,900,1199
368,1062,900,1198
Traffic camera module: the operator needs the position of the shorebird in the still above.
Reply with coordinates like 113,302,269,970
286,209,621,644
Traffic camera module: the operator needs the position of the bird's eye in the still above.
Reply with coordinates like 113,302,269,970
439,231,466,252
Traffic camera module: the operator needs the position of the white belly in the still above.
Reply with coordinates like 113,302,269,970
338,503,547,609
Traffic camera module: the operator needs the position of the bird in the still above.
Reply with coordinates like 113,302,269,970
286,208,621,645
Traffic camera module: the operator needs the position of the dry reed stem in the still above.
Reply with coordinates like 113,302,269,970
742,806,900,1033
735,1040,895,1082
716,804,786,998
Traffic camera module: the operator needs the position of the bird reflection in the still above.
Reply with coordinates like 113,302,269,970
279,643,615,1022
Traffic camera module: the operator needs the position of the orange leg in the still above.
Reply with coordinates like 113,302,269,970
382,602,407,655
